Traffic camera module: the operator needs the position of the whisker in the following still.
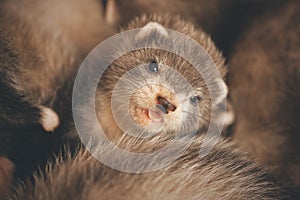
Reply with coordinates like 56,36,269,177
140,71,154,92
181,110,205,120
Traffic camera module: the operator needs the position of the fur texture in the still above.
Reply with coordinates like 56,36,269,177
229,0,300,188
8,134,288,200
109,0,290,56
0,0,113,130
0,0,115,184
15,15,288,200
0,157,14,199
88,15,230,141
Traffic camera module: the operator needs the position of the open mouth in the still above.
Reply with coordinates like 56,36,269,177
147,108,164,122
129,95,178,128
130,104,164,127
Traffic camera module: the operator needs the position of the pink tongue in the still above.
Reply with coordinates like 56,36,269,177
148,110,163,122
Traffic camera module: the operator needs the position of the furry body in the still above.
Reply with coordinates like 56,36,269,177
229,0,300,188
9,15,289,200
0,157,14,199
110,0,290,56
8,134,288,200
0,0,115,189
0,0,113,130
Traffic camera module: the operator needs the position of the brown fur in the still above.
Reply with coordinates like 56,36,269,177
228,0,300,187
0,157,14,199
112,0,223,32
26,15,290,199
0,0,116,188
0,0,114,121
109,0,291,56
90,15,229,141
8,133,289,200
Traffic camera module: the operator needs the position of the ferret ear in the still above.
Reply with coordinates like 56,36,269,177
104,0,120,26
213,79,228,104
136,22,169,40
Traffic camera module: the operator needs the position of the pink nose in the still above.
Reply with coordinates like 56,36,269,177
157,96,177,114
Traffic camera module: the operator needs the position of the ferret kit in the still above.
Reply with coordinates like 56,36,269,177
1,0,300,199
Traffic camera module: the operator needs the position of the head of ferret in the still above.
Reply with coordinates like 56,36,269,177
96,15,228,140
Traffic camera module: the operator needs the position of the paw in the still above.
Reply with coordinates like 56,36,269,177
39,106,60,132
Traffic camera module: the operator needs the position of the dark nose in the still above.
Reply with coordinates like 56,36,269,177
156,96,177,114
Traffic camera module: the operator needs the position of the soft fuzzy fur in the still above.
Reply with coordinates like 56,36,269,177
0,0,113,130
10,15,289,200
0,157,14,199
8,134,288,200
85,14,231,141
229,0,300,188
0,0,115,188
